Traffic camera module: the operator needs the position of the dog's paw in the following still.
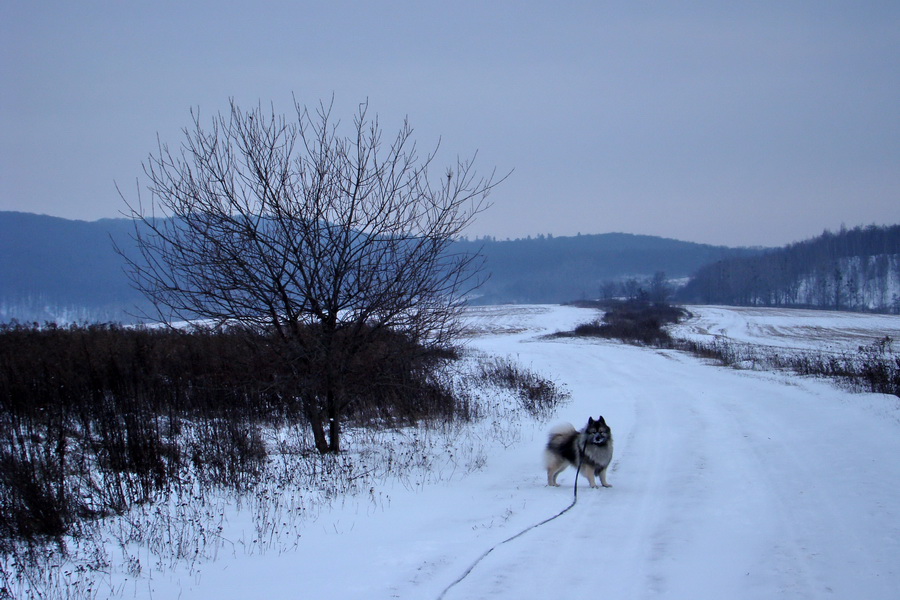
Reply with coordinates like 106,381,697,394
602,483,613,488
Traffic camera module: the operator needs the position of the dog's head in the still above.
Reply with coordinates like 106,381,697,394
584,416,611,446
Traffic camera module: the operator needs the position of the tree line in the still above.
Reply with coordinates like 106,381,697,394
677,224,900,313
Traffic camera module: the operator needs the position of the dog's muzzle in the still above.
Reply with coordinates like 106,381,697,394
591,433,609,446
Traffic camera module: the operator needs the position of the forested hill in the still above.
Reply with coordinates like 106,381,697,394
1,212,758,321
0,212,149,321
677,225,900,313
456,233,760,304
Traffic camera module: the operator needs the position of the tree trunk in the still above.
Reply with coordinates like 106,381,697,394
306,405,330,454
306,391,341,454
326,389,341,453
328,417,341,453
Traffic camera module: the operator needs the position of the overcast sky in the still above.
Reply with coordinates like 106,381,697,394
2,1,898,247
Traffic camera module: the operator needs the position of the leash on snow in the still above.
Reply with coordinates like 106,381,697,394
436,441,588,600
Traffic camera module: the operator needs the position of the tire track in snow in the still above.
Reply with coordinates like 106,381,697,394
455,323,900,599
445,340,734,599
705,367,900,599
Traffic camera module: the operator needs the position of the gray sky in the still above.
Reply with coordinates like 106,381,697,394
2,1,898,247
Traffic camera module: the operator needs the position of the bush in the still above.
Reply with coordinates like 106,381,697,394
556,300,689,346
476,356,569,419
0,452,71,545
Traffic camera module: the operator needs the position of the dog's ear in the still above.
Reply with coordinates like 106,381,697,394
587,416,595,426
596,415,606,425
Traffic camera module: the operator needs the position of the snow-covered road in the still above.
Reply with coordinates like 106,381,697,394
456,312,900,599
146,305,900,599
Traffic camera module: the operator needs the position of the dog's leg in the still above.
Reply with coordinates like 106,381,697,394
596,466,612,488
547,464,565,486
580,463,598,488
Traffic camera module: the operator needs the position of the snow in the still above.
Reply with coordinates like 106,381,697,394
672,304,900,353
48,305,900,598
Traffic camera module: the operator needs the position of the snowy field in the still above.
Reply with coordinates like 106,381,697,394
33,305,900,599
672,305,900,353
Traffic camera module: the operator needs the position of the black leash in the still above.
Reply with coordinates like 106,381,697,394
436,441,588,600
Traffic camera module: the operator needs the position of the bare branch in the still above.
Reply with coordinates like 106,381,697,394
120,97,503,452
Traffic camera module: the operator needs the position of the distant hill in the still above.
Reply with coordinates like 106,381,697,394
677,224,900,313
0,211,760,322
450,233,761,304
0,212,151,322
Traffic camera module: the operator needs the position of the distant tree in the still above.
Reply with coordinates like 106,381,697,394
648,271,672,303
121,98,502,452
622,278,643,301
599,280,619,300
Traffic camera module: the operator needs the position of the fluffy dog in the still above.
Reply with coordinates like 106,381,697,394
545,416,613,488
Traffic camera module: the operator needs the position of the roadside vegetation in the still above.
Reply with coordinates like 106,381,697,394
556,299,900,398
0,322,568,599
677,334,900,398
476,356,568,420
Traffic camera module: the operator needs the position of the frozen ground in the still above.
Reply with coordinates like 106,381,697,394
61,305,900,598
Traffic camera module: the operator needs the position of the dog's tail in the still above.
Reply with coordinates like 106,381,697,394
545,422,577,450
547,422,577,438
544,422,578,470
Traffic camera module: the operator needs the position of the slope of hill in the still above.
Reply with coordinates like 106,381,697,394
677,225,900,313
0,212,759,321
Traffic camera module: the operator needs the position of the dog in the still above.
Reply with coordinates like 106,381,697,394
545,416,613,488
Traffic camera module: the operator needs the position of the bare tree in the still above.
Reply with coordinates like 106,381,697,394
648,271,671,303
120,98,501,452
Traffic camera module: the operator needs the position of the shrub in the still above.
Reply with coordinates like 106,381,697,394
557,300,689,346
0,452,71,545
476,356,569,419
